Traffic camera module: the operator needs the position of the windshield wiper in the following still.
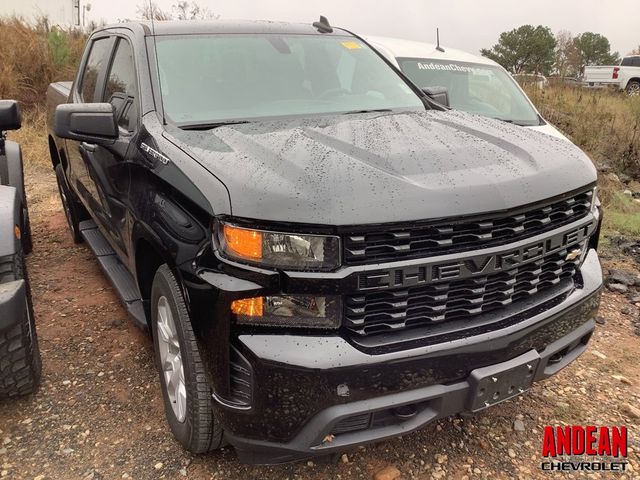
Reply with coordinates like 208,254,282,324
342,109,393,115
179,120,251,131
495,118,531,126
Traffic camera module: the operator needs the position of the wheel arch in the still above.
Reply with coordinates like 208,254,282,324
625,77,640,89
132,226,173,329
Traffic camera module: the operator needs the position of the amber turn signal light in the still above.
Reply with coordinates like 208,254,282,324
223,224,263,260
231,297,264,317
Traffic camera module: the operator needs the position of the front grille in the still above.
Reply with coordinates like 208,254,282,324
345,246,581,337
343,189,592,265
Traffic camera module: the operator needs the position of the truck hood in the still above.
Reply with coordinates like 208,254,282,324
165,109,596,225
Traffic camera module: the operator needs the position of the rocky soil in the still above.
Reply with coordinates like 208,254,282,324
0,168,638,480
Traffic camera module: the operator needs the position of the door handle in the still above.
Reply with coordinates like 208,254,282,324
81,142,97,153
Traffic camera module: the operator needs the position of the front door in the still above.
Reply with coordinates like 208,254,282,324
81,36,140,259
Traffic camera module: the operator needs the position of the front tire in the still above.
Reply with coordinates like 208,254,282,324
151,264,223,453
54,164,86,244
626,80,640,96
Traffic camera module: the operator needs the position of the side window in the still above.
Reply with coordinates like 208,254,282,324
80,38,113,102
621,57,633,67
103,38,138,132
634,57,640,67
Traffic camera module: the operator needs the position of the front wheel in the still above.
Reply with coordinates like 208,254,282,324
151,264,224,453
626,80,640,96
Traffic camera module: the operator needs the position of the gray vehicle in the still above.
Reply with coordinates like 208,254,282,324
0,100,40,398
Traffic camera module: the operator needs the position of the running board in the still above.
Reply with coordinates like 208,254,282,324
79,220,147,330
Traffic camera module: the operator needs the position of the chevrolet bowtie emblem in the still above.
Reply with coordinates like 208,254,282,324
565,248,582,261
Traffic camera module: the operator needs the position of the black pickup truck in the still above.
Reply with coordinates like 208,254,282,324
0,100,40,398
46,19,603,464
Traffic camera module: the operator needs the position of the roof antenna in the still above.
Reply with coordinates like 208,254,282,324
149,0,166,125
436,28,445,52
313,15,333,33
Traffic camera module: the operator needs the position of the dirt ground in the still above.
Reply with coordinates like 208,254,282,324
0,167,639,480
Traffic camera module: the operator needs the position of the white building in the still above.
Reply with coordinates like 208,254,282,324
0,0,82,26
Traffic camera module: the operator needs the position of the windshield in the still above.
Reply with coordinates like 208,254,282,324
397,58,541,126
155,35,424,125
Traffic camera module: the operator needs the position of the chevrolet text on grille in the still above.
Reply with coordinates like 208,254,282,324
357,220,596,290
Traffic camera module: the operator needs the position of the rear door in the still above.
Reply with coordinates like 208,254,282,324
82,35,140,259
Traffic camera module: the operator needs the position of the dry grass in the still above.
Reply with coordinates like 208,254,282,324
0,16,86,108
523,85,640,237
524,85,640,176
9,107,48,170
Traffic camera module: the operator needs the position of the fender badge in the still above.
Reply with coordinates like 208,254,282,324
565,248,582,261
140,142,170,165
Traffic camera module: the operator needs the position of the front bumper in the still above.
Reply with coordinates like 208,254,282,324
209,250,602,464
0,279,28,332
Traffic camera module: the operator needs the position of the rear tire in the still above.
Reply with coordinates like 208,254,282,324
151,264,224,453
626,80,640,96
55,164,87,244
0,250,41,397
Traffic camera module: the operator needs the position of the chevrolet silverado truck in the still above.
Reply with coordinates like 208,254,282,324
583,55,640,95
0,99,41,398
46,18,603,464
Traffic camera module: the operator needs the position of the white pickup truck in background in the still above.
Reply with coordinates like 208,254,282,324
583,55,640,95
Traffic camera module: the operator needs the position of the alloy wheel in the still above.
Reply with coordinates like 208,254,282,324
156,296,187,422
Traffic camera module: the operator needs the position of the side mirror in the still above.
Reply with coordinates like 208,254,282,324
54,103,118,144
422,86,450,108
0,100,21,131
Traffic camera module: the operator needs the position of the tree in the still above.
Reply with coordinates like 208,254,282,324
136,2,172,21
481,25,556,75
574,32,619,67
554,30,582,77
173,1,219,20
136,1,218,21
629,45,640,55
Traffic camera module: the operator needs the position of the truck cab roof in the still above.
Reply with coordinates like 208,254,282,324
98,19,352,37
365,36,499,67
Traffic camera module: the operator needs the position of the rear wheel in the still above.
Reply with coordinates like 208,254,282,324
55,164,87,244
151,264,224,453
0,250,41,397
626,80,640,96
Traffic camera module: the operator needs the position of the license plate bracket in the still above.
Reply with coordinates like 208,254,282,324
467,350,540,412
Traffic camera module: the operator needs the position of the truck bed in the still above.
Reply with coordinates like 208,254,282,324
583,66,617,85
46,82,72,126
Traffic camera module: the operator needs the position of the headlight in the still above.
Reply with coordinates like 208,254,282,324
231,295,341,328
215,221,340,271
589,187,602,251
591,187,600,214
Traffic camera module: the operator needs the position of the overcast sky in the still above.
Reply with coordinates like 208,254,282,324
87,0,638,56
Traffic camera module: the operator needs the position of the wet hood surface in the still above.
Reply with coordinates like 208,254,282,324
166,110,596,225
